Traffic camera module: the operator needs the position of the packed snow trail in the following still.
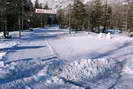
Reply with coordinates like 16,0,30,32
5,27,68,63
0,27,69,89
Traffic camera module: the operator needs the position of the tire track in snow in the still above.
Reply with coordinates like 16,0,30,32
45,38,65,62
45,39,86,89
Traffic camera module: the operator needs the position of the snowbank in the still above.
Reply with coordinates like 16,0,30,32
97,33,132,42
59,58,123,88
0,41,17,54
122,57,133,75
0,32,3,38
0,41,18,79
0,53,6,60
112,35,132,42
0,41,17,49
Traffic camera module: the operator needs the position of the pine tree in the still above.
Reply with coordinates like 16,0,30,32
44,3,49,9
0,0,5,32
32,0,43,27
0,0,33,38
127,1,133,32
6,0,33,30
0,0,8,37
111,1,123,30
90,0,103,33
102,4,112,32
71,0,88,31
57,9,66,28
43,3,49,26
34,0,40,9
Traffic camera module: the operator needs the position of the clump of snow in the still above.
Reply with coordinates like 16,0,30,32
98,33,105,39
0,41,17,79
0,61,4,67
46,76,64,85
0,41,18,69
0,32,3,38
122,67,133,75
122,58,133,75
106,33,112,39
0,52,6,60
25,86,31,89
0,69,10,79
0,41,17,49
112,35,132,42
98,33,112,39
60,58,122,88
33,67,48,82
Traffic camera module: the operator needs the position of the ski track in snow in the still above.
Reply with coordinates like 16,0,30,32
0,27,133,89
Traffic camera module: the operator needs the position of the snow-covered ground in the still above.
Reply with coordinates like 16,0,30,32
0,26,133,89
0,40,18,66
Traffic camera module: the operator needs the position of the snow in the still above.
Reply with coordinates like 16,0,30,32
59,58,122,88
0,26,133,89
122,58,133,75
0,41,17,49
0,53,6,60
0,32,3,38
0,61,4,67
48,33,118,62
0,41,18,68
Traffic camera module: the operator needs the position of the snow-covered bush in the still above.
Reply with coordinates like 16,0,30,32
59,58,122,88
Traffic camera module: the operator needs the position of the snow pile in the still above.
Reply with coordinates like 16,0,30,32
98,33,105,39
0,41,18,49
45,76,64,85
60,58,122,88
0,69,10,80
122,58,133,75
97,33,133,42
0,41,18,78
0,61,4,67
0,41,18,61
0,32,3,38
106,33,112,39
0,53,6,60
112,35,132,42
98,33,112,39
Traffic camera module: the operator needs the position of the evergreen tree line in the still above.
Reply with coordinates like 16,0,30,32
0,0,33,37
0,0,57,38
57,0,133,33
0,0,33,31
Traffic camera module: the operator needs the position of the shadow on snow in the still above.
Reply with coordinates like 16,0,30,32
88,41,133,59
